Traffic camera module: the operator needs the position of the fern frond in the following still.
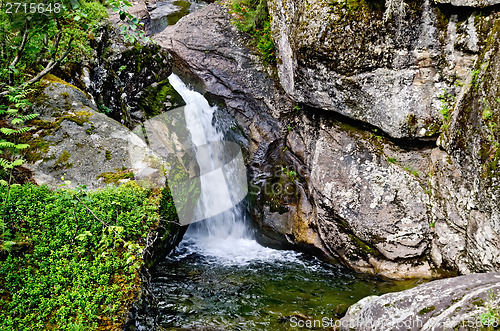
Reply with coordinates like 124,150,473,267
0,158,12,169
11,159,24,167
0,141,15,149
14,144,29,150
20,113,39,121
0,128,15,135
14,126,34,133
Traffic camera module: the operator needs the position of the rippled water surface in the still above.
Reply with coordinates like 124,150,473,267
133,75,422,330
142,228,421,331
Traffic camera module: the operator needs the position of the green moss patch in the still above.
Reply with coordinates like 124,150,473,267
58,110,93,126
53,150,73,170
0,182,177,330
138,79,186,118
418,306,436,315
43,74,90,98
97,169,135,185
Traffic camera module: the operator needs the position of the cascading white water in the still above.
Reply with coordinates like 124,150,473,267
131,74,421,331
168,74,299,265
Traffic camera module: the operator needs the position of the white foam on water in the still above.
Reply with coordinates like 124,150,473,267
168,74,303,266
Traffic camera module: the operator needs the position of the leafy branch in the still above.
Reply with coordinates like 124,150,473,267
0,87,38,247
107,0,151,43
0,20,74,97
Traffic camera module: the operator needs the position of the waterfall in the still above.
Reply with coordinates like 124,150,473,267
167,74,266,262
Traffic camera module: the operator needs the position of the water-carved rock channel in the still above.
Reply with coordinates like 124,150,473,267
124,0,500,329
129,74,421,330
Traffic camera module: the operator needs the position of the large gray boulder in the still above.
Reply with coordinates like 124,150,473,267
340,273,500,330
27,81,166,190
268,0,484,139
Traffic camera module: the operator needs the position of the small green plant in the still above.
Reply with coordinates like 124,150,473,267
437,89,455,130
370,129,383,142
480,309,499,328
280,166,297,180
98,103,113,114
229,0,276,64
471,69,481,90
482,100,493,121
480,99,498,150
387,157,398,164
403,165,420,177
117,65,127,75
478,289,500,329
107,0,151,43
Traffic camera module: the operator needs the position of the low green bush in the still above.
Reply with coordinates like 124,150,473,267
0,182,170,330
229,0,276,64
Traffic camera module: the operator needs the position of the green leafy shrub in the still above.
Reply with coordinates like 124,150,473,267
0,182,175,330
0,0,108,92
229,0,276,64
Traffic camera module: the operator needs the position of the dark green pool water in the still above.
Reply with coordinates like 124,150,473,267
131,74,423,330
138,234,421,330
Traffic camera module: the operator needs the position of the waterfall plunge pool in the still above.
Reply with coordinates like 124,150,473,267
133,221,422,330
129,74,423,330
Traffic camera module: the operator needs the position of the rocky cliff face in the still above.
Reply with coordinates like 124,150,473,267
156,1,500,279
269,0,490,139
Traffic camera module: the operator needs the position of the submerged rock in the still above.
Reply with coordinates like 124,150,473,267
340,272,500,330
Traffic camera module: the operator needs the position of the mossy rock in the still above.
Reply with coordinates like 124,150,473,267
138,78,186,118
143,186,187,269
97,169,135,185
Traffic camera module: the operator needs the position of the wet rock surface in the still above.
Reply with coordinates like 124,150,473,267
340,272,500,330
88,24,175,128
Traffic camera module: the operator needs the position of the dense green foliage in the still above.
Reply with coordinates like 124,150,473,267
0,1,178,330
229,0,276,64
0,0,149,246
0,0,109,253
0,183,164,330
0,0,108,91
